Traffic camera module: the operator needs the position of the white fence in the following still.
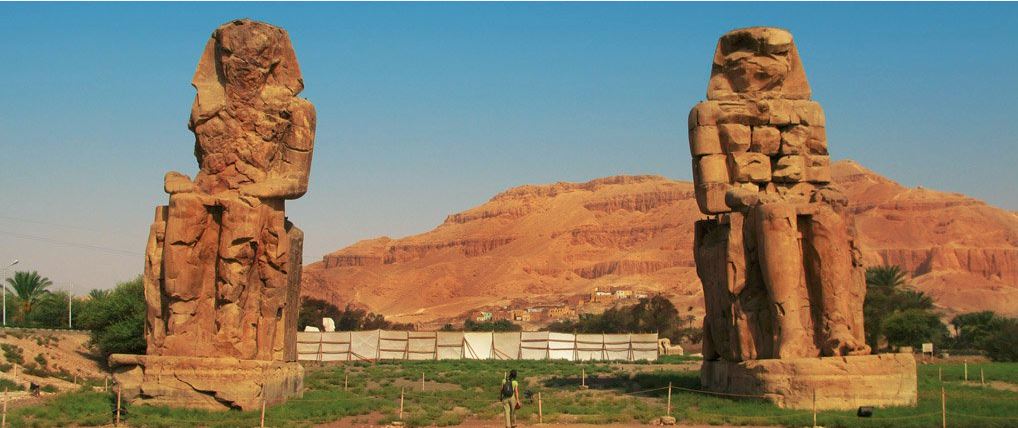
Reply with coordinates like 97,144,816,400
296,330,659,362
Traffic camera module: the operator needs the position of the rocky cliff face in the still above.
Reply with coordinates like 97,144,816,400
303,160,1018,326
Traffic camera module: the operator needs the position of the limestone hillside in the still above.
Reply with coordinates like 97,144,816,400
302,160,1018,327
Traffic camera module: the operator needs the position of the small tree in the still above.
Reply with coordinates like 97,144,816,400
983,317,1018,362
881,308,948,349
863,265,936,351
5,271,53,323
77,277,146,357
951,311,997,350
298,298,342,330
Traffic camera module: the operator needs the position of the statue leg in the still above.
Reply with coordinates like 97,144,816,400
803,205,871,356
144,206,168,355
753,203,812,358
161,192,219,356
216,197,262,359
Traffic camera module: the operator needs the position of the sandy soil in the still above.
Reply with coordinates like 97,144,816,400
0,328,106,393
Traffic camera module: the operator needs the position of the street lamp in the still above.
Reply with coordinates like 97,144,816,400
2,260,18,327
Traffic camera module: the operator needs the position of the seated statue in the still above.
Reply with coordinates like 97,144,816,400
689,27,870,361
143,19,316,362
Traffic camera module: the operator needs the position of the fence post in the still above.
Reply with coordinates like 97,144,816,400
399,387,405,420
116,384,122,426
422,372,425,392
104,377,108,392
964,363,968,382
941,386,946,428
667,382,672,416
345,372,349,391
980,368,985,386
260,397,266,428
581,368,585,388
812,388,817,428
538,391,543,424
939,366,942,382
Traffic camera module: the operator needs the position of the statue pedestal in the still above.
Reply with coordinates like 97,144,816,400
109,354,303,411
700,353,917,410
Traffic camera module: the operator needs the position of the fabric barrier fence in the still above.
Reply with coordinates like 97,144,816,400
296,330,658,362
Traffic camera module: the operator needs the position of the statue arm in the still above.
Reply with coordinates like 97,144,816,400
240,98,316,200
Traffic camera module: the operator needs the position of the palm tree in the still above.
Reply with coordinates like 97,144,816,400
864,265,910,352
5,271,52,322
88,288,111,301
865,265,908,289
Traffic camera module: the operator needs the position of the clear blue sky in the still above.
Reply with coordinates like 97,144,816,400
1,2,1016,293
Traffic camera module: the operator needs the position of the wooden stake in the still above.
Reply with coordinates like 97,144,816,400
941,386,946,428
581,368,585,387
667,382,672,416
422,372,425,392
812,388,817,428
399,387,404,420
939,366,942,382
344,372,349,391
981,368,985,386
260,397,266,428
104,377,108,392
116,385,122,426
538,392,543,424
964,363,968,381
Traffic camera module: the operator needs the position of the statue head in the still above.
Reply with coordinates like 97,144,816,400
191,19,304,109
707,27,810,100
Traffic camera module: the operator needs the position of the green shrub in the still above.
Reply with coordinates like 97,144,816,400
34,353,47,368
1,343,24,365
0,378,23,391
76,276,146,357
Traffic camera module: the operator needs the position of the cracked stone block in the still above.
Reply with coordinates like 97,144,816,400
729,152,771,182
690,125,723,156
751,126,781,155
695,182,732,214
793,100,826,127
780,125,810,155
773,155,805,182
719,123,751,153
805,155,832,183
807,126,828,155
693,154,731,184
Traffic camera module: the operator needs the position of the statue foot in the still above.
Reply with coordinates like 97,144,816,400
776,329,811,359
823,329,870,356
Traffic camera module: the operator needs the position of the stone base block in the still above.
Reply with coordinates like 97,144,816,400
109,354,303,411
700,353,917,410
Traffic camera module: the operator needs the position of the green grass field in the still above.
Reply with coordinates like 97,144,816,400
7,359,1018,427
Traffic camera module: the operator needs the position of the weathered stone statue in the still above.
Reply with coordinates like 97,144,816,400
690,27,916,410
111,19,313,410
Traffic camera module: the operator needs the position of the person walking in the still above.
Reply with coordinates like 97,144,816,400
500,369,521,427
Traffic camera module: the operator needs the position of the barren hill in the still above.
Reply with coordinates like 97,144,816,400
302,160,1018,327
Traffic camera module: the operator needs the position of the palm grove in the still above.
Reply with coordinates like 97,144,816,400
5,266,1017,362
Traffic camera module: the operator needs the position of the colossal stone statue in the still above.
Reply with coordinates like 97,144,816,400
111,19,313,410
690,27,916,410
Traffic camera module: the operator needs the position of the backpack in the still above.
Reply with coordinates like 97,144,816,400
500,378,514,399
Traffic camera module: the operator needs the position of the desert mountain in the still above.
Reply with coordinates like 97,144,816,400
302,160,1018,327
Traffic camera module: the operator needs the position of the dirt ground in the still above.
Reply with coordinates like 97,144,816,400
0,328,107,395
